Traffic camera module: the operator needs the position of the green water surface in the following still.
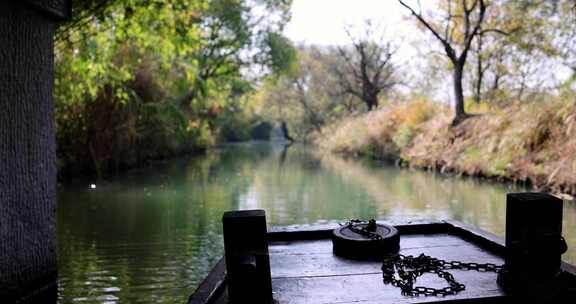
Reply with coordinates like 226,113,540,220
57,143,576,303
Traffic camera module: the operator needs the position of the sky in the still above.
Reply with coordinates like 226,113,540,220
283,0,451,99
284,0,422,46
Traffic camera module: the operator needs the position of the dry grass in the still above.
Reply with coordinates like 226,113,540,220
316,97,576,195
316,99,438,159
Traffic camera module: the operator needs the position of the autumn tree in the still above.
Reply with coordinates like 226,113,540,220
259,45,361,138
262,47,328,136
334,23,398,111
467,0,576,103
399,0,487,124
469,12,505,103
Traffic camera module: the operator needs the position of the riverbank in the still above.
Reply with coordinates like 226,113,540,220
315,97,576,196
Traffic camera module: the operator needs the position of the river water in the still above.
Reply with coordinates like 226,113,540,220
57,142,576,303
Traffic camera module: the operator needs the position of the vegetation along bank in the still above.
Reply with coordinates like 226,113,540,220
54,0,576,189
315,97,576,196
54,0,295,177
248,1,576,197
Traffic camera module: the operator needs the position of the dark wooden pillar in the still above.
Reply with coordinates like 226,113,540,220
499,192,567,292
222,210,273,303
0,1,69,303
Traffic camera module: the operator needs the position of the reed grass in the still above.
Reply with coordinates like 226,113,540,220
315,96,576,195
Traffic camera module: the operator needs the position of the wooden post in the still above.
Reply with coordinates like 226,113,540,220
222,210,273,303
499,192,567,290
0,1,69,302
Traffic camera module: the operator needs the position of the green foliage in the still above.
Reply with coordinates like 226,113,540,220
55,0,294,175
264,32,299,77
392,125,415,149
217,108,255,142
54,0,576,188
257,45,367,140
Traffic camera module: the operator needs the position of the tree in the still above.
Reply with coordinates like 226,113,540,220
52,0,296,172
466,0,522,104
260,47,326,137
399,0,487,124
471,0,573,103
259,46,350,139
334,24,398,111
178,0,294,108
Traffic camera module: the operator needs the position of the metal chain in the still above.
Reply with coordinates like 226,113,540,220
342,219,383,240
381,253,503,296
342,219,504,297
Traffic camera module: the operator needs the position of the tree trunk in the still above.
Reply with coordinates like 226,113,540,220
365,94,378,111
474,66,483,105
280,121,294,142
453,63,467,124
366,102,373,111
0,3,58,302
474,35,484,104
371,94,379,110
474,64,482,105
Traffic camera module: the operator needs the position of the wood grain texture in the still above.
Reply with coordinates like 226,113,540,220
188,258,227,304
22,0,71,20
269,234,504,304
0,2,58,302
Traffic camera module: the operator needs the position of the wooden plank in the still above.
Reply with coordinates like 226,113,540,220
268,227,333,241
272,272,504,304
444,220,505,256
562,261,576,275
395,222,452,235
269,237,502,280
267,220,448,242
400,234,470,250
446,220,576,276
187,258,226,304
269,235,470,256
209,289,228,304
269,297,506,304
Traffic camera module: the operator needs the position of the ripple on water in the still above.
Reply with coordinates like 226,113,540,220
58,232,224,304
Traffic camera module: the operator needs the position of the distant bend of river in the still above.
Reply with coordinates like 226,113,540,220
57,142,576,304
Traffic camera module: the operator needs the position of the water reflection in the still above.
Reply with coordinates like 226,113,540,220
57,143,576,303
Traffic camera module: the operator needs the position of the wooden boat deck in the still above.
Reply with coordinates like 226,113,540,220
189,220,576,304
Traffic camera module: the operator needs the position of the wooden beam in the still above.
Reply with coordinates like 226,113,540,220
22,0,71,20
222,210,273,304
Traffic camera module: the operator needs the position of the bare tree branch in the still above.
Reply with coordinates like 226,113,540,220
461,0,486,64
399,0,489,123
334,24,398,110
398,0,457,61
480,28,512,36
